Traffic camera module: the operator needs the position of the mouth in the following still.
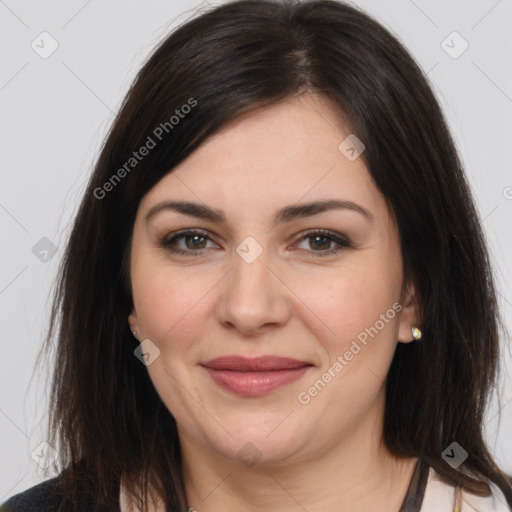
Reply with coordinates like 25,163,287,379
200,355,313,396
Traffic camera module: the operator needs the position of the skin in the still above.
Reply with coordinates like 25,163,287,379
128,93,421,511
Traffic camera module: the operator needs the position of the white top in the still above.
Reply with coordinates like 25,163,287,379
120,467,511,511
421,467,510,511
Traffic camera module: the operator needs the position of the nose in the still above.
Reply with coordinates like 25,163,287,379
215,243,291,336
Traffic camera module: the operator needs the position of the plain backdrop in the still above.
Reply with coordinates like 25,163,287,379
1,0,511,501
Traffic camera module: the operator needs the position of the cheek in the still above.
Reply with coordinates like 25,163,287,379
131,260,211,351
293,265,402,421
295,264,400,349
131,264,213,416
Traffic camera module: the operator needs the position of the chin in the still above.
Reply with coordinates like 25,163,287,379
205,420,308,466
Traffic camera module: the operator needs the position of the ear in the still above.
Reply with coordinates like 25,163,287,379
128,309,138,337
397,280,422,344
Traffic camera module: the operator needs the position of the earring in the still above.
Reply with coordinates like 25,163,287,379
132,331,138,339
411,326,422,341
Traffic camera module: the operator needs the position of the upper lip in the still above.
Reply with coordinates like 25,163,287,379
201,355,312,372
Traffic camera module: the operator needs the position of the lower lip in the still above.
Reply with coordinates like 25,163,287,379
202,365,312,397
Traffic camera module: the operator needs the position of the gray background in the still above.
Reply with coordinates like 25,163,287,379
1,0,511,501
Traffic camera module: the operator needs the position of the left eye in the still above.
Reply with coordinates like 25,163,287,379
159,229,351,257
294,231,350,255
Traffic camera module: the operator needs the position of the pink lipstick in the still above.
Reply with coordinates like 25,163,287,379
200,355,313,397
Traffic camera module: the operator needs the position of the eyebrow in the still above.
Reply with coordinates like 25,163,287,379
145,199,374,225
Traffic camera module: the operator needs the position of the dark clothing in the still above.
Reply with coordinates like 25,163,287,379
1,476,100,512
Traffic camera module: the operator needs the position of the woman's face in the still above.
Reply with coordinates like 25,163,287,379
128,93,419,467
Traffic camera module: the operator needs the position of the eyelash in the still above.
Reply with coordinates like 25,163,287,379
158,229,352,257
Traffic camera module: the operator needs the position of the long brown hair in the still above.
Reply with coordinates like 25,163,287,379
36,0,512,509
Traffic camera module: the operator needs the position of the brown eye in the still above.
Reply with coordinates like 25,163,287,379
294,230,352,257
160,230,217,255
308,235,331,250
183,234,208,250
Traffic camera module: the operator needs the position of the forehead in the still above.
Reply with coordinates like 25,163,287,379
139,94,388,223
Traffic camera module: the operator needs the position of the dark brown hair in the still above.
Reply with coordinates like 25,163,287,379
36,0,512,509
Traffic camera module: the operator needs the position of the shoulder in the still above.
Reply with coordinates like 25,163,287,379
0,475,97,512
0,477,66,512
421,467,511,511
461,480,511,512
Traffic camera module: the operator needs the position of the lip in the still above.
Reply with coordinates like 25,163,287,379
200,356,313,397
201,355,311,371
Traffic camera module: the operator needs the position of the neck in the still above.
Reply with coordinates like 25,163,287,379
180,414,417,511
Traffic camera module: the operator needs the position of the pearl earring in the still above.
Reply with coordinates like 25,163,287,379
411,326,422,341
132,331,138,339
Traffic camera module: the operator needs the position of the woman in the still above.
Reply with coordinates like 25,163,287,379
2,0,511,510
